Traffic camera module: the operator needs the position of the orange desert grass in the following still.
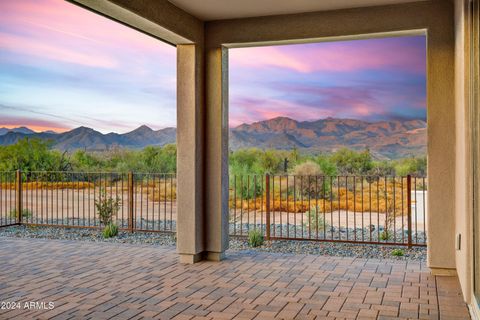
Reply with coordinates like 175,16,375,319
229,180,411,215
0,181,94,190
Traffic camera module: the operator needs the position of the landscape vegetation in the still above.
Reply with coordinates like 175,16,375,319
0,117,427,242
0,116,426,177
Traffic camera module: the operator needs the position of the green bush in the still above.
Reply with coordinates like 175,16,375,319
0,138,71,173
95,189,121,226
394,157,426,177
9,208,33,220
380,230,392,241
330,148,373,175
0,138,428,178
102,223,119,238
248,229,264,247
391,248,405,257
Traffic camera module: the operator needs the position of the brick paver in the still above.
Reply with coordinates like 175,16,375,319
0,238,470,319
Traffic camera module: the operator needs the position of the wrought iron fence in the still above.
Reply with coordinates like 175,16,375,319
1,170,427,247
0,170,176,233
229,174,427,246
0,171,17,228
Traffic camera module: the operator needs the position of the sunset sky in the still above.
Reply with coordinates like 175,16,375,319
0,0,426,133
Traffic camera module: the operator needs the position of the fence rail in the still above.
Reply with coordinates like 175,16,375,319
0,170,427,247
229,174,427,246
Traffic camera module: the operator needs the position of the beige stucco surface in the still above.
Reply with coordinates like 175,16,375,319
205,46,230,255
176,44,206,258
454,0,473,305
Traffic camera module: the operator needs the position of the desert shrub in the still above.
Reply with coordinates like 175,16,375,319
291,161,322,176
290,161,323,198
331,148,373,175
71,150,102,172
370,161,396,177
229,148,263,172
95,189,121,225
394,157,426,177
233,174,263,200
140,145,176,173
0,138,71,173
102,223,119,238
304,206,329,231
258,150,283,174
229,154,263,200
9,208,33,220
391,248,405,257
248,229,264,247
315,156,338,177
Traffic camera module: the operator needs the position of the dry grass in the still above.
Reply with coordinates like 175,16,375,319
229,178,413,216
0,182,94,190
145,182,177,202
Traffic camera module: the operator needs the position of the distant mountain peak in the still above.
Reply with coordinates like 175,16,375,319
71,126,97,133
131,125,154,133
0,126,35,136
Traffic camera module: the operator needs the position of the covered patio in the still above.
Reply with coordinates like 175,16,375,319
0,237,469,319
0,0,479,317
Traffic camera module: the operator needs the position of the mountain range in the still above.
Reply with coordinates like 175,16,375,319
230,117,426,159
0,117,426,159
0,125,176,151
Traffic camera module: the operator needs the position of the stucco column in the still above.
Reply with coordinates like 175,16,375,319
176,44,205,263
204,46,230,260
426,22,457,273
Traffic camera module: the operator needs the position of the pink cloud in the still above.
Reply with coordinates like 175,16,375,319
229,97,333,127
230,37,425,74
229,47,312,73
0,0,175,68
0,32,117,68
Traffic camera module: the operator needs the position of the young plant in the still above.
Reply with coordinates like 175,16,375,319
102,223,119,239
248,229,264,248
391,248,405,257
9,208,33,220
380,230,392,241
95,189,121,238
95,188,121,226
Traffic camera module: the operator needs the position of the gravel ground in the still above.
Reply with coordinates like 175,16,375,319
0,225,426,261
0,225,176,246
230,223,427,245
228,238,426,261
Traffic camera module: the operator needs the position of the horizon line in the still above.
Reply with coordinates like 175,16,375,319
1,115,428,134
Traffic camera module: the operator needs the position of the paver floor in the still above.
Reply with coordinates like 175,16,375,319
0,238,470,319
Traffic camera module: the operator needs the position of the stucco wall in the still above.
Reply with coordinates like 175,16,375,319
454,0,473,304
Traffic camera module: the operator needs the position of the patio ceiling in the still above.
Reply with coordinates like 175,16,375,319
168,0,428,21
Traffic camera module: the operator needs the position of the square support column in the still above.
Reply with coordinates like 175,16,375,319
176,44,205,263
205,46,230,260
